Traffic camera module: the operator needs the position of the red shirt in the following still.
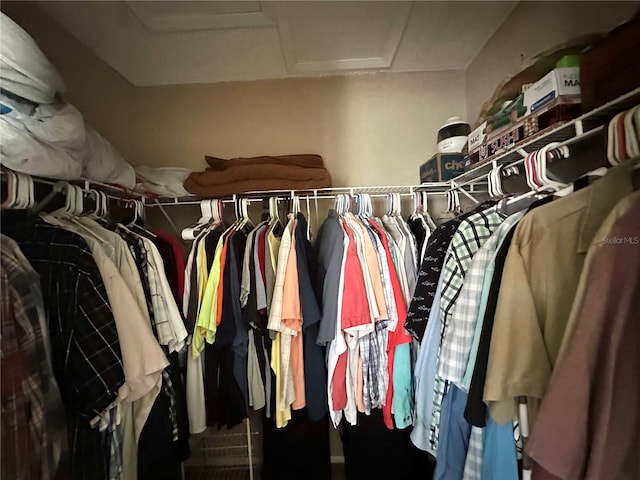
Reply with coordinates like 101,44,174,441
155,230,186,300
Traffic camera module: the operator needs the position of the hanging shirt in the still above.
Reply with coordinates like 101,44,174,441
339,217,375,425
193,233,226,355
407,214,431,265
154,230,186,301
431,206,506,449
404,201,495,342
395,215,419,292
241,222,267,307
381,215,412,304
484,160,636,426
438,211,525,387
526,192,640,480
351,217,389,415
143,237,188,354
44,217,168,404
410,276,445,456
369,218,412,430
268,217,297,427
2,211,125,480
254,226,268,312
182,228,207,331
294,213,328,421
327,217,349,427
228,229,250,412
315,210,346,346
1,236,68,480
281,220,305,411
364,225,393,411
266,229,280,312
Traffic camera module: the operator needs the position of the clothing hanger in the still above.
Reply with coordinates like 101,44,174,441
120,199,156,238
13,172,28,209
1,169,18,209
501,164,529,196
547,130,609,187
305,195,312,241
19,173,35,209
182,200,213,240
411,192,420,217
56,185,113,245
267,196,283,236
624,105,640,157
237,197,253,231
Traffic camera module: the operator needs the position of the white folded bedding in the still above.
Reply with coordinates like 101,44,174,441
135,165,192,197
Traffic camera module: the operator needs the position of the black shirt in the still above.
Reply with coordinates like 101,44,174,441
295,213,328,421
405,201,496,341
2,211,125,480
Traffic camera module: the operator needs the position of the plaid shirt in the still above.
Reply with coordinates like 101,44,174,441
463,426,484,480
1,236,68,480
437,212,524,385
2,212,125,479
118,230,180,442
430,207,506,449
405,201,496,342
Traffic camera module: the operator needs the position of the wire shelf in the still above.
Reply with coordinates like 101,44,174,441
146,182,462,206
449,87,640,191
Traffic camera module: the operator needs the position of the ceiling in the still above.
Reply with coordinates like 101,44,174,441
36,1,518,86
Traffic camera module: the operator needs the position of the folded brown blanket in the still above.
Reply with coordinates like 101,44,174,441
205,154,324,171
187,164,329,187
184,153,332,197
183,175,332,197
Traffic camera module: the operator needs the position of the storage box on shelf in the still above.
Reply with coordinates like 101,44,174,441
466,96,582,169
581,14,640,112
523,66,581,115
419,153,466,183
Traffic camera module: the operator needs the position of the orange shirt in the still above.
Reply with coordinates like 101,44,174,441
281,226,306,410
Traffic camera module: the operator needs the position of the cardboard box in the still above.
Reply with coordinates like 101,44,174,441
420,153,466,183
523,67,580,115
468,121,487,152
467,97,582,166
581,15,640,111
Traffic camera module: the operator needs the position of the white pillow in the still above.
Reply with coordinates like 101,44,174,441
1,92,86,153
0,13,65,104
82,126,136,188
135,165,192,197
0,116,83,179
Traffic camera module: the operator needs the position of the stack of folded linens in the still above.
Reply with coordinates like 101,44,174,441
184,154,332,197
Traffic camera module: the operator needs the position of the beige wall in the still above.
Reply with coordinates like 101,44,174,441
131,72,465,187
2,1,466,188
465,1,639,125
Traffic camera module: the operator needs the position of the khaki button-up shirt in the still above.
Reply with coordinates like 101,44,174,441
483,159,637,425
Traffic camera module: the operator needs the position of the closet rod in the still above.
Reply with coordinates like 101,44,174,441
146,182,474,207
0,169,150,203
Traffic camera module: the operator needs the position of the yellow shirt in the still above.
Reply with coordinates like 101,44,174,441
192,234,225,356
